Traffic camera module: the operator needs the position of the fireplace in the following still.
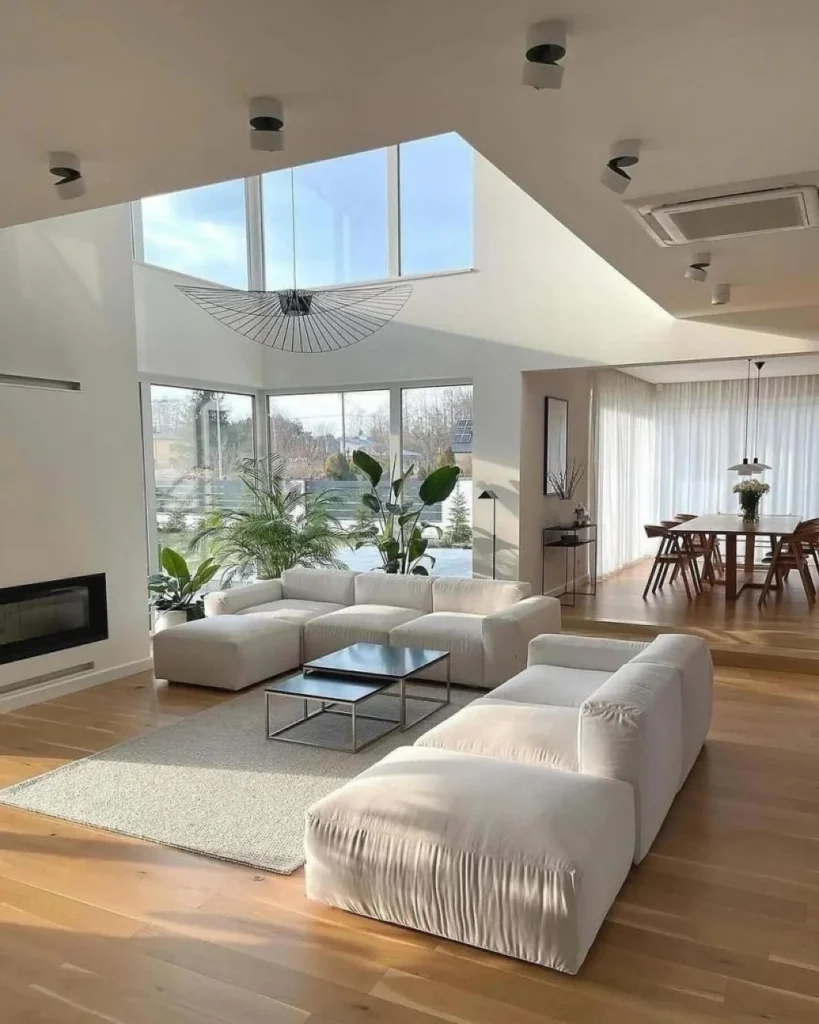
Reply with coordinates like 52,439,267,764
0,574,108,665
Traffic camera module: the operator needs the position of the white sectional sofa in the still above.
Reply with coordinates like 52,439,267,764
304,630,713,972
201,567,561,688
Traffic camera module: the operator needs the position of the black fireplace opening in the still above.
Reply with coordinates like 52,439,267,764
0,574,108,666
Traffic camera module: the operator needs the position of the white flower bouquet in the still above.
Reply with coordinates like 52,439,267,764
732,478,770,521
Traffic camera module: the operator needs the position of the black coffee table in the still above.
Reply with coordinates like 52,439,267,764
264,643,450,753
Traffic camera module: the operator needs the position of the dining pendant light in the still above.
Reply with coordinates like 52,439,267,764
728,359,771,474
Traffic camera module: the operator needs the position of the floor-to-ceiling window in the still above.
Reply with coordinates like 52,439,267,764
401,384,473,578
149,385,255,567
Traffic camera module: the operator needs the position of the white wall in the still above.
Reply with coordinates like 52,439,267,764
134,151,817,580
0,206,149,701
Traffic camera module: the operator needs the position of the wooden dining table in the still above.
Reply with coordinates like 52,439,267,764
670,514,802,600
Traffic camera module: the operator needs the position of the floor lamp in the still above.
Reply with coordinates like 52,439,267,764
477,489,498,580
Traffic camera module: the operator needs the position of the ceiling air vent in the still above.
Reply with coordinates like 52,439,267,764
633,186,819,246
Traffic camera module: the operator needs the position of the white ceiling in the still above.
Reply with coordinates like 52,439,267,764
625,354,819,384
6,1,819,339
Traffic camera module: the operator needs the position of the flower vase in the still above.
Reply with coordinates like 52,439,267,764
739,499,761,524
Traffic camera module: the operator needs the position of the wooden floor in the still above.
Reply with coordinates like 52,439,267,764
564,558,819,672
0,667,817,1023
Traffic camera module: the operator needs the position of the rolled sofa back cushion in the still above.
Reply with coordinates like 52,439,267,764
579,661,682,863
354,572,434,612
281,568,357,605
204,579,283,616
432,578,530,615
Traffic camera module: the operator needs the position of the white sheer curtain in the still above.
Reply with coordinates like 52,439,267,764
655,373,819,520
592,370,657,576
593,371,819,577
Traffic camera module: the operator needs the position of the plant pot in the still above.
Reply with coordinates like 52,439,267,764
153,609,188,633
554,499,577,527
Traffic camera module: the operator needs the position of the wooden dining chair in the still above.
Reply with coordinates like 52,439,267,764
758,522,819,609
675,513,724,576
643,525,699,600
661,521,705,593
799,517,819,577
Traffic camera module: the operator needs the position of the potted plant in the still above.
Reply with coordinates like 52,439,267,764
546,460,586,527
188,455,350,584
733,478,770,523
148,547,220,632
350,450,460,574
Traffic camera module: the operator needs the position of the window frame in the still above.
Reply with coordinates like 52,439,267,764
131,137,475,289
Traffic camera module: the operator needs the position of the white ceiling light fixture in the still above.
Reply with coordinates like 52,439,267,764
711,282,731,305
49,152,85,200
728,359,772,475
522,21,567,90
601,140,640,194
685,252,711,282
249,97,284,152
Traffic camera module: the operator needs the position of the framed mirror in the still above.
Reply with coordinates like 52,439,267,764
543,396,569,495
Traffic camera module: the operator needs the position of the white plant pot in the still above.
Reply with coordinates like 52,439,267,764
153,609,188,633
555,500,576,527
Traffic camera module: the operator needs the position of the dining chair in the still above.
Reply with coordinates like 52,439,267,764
675,513,724,576
643,524,698,600
758,522,819,609
661,520,705,593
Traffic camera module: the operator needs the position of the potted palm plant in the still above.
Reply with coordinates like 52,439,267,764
189,454,350,583
148,547,220,632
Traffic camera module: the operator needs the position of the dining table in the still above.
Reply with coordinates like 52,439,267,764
670,514,803,600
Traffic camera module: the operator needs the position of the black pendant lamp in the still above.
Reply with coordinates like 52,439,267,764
728,359,771,475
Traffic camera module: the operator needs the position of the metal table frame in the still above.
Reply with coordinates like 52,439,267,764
541,523,598,606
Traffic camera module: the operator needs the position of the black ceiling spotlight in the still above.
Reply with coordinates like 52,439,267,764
49,152,85,200
600,140,641,194
685,252,711,282
249,97,284,152
522,21,567,89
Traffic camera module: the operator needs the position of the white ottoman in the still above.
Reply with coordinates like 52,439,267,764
153,615,300,690
304,746,634,974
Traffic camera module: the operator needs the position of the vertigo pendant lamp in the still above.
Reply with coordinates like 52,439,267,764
728,359,770,474
178,170,411,353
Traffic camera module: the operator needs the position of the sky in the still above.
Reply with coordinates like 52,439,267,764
139,133,473,290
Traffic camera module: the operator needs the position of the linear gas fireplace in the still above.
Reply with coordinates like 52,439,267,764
0,574,108,665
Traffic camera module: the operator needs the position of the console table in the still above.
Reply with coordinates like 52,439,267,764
541,523,598,606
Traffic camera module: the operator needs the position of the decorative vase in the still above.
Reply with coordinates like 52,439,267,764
555,499,576,527
739,498,761,524
153,609,188,633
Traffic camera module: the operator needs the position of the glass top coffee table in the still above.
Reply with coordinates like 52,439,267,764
264,643,450,753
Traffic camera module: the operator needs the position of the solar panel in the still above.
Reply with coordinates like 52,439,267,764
451,417,473,452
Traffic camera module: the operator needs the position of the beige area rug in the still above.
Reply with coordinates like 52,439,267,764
0,683,475,874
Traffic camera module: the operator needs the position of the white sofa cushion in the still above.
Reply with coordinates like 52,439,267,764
632,634,713,787
389,612,483,685
236,598,344,627
303,604,424,661
203,579,283,616
281,568,357,605
579,662,682,863
152,615,300,690
354,573,433,612
528,633,649,672
431,578,531,615
416,702,579,771
486,664,611,708
482,596,562,687
304,745,634,974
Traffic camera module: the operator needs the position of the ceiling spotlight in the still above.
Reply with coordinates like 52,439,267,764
685,252,711,282
49,152,85,200
522,21,567,90
600,140,640,194
249,97,284,152
711,283,731,306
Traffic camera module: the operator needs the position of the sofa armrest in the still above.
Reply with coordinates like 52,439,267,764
482,596,562,688
527,634,649,672
204,579,283,616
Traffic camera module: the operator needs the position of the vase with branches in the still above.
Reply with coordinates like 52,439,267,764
546,460,587,527
189,454,350,585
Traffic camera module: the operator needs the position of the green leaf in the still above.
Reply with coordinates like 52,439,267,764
410,565,429,576
379,537,400,560
398,511,419,526
419,465,460,506
160,547,189,580
352,450,383,488
408,535,428,562
385,502,403,514
361,492,381,513
391,466,412,500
